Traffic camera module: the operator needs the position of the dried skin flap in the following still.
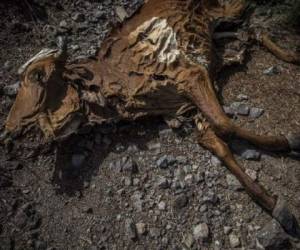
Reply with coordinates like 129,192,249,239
129,17,181,65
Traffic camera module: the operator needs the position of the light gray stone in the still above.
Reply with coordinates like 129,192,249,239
250,107,264,119
193,223,209,240
229,234,240,248
226,174,243,191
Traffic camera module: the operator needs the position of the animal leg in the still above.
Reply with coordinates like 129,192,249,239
255,32,300,65
186,70,299,153
195,119,300,236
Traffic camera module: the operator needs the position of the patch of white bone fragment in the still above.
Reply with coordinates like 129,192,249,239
129,17,180,65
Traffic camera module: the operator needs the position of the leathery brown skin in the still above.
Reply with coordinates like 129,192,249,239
2,0,300,236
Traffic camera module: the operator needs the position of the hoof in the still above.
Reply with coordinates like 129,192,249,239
272,197,300,238
286,134,300,152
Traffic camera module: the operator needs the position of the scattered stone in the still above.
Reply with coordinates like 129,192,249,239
200,204,207,213
122,156,138,174
182,234,194,248
229,234,240,248
72,13,85,22
263,66,280,76
3,60,12,71
124,176,132,186
184,174,194,185
158,201,166,211
3,82,20,97
70,44,80,51
176,156,188,164
231,102,250,116
211,155,222,167
125,218,137,240
193,223,209,240
226,174,243,191
223,106,235,116
136,222,147,235
156,176,169,189
147,142,161,151
156,155,176,169
173,194,188,210
115,6,128,22
250,107,265,119
256,219,290,250
59,20,69,29
237,94,249,101
95,10,106,20
203,191,219,204
131,192,143,212
224,226,232,235
149,227,161,238
241,149,261,161
245,169,258,181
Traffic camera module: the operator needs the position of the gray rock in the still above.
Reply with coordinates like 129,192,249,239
184,174,194,185
182,234,194,248
237,94,249,101
72,13,85,22
211,155,222,167
231,102,250,116
224,226,232,235
131,192,143,212
136,222,147,235
122,156,138,173
176,156,188,164
156,155,176,169
223,105,235,116
174,194,188,210
59,20,69,29
3,60,12,71
95,10,106,20
70,44,80,51
158,201,166,211
256,219,290,250
193,223,209,240
263,66,280,76
149,227,161,238
115,6,128,22
203,191,219,204
245,169,258,181
125,218,137,240
226,174,243,191
3,82,20,97
156,176,169,189
241,149,261,161
200,204,207,213
229,234,240,248
250,107,265,119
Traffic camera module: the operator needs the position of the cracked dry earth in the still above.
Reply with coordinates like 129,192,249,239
0,1,300,250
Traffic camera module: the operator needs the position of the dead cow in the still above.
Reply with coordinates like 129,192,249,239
2,0,300,236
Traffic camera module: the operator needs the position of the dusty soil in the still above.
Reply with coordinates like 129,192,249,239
0,1,299,250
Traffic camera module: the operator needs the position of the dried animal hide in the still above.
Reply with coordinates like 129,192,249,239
3,0,300,238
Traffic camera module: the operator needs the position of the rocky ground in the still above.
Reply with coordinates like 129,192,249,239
0,0,300,249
